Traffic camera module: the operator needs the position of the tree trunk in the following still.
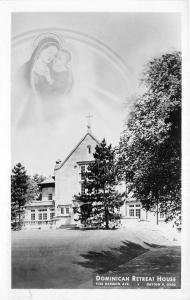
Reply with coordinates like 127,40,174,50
105,206,109,229
156,200,159,225
18,204,21,228
154,191,159,225
14,209,17,229
103,186,109,229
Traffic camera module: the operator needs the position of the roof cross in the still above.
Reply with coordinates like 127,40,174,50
86,113,93,133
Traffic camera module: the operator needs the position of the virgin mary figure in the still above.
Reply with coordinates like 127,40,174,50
14,33,73,128
21,33,73,99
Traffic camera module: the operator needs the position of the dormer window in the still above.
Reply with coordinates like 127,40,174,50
87,145,91,154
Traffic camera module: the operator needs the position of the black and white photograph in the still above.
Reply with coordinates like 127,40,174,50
7,6,186,293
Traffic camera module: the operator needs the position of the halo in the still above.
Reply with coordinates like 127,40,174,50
31,32,66,52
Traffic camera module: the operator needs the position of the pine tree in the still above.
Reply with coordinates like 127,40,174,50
74,139,124,229
11,163,29,229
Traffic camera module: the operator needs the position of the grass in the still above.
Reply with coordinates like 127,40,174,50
12,226,181,289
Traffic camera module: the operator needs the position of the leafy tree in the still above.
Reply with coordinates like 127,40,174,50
74,139,124,229
11,163,29,229
26,174,46,202
33,174,46,185
118,51,181,226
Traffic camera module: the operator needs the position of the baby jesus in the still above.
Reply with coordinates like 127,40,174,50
32,48,72,95
51,49,73,94
33,49,71,84
33,61,54,85
52,49,71,73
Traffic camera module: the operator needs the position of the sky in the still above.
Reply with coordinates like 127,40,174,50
11,12,181,176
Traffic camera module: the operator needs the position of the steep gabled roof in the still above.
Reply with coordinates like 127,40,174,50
55,132,99,171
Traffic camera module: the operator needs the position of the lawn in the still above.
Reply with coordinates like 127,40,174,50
12,224,181,289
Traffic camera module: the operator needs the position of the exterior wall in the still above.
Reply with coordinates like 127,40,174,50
120,200,166,225
23,131,167,229
41,186,55,201
23,201,55,229
55,204,73,227
54,134,98,220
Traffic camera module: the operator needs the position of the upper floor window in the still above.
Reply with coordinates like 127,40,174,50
61,207,64,214
87,145,91,154
81,182,85,195
48,193,52,200
81,165,85,180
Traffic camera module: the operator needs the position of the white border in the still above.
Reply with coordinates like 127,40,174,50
0,1,189,300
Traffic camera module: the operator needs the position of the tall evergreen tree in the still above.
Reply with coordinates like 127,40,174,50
11,163,29,229
74,139,124,229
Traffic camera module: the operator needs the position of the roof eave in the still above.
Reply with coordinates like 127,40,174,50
55,132,99,171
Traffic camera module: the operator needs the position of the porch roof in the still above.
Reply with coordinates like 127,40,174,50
24,200,54,207
38,176,55,186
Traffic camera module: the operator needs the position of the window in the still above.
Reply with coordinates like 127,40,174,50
135,204,141,207
50,208,54,211
129,204,134,208
66,207,70,214
38,213,42,220
39,208,47,212
125,203,128,216
87,145,91,154
88,172,93,180
48,193,52,200
31,213,35,220
129,209,134,217
31,209,35,212
81,165,85,180
136,209,141,218
43,213,47,220
160,213,165,219
81,182,85,195
61,207,64,214
50,213,54,219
